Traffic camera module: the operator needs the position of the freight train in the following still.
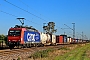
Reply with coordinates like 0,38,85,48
7,25,89,49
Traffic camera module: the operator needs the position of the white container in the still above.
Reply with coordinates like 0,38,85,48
52,35,56,44
40,32,47,44
78,39,82,43
67,37,72,43
46,34,51,43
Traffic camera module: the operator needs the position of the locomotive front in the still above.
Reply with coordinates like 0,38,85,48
7,27,25,48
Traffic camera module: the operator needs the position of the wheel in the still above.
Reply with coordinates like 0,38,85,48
9,45,14,50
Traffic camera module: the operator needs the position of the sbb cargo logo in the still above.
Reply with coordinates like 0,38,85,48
27,33,39,42
27,33,35,41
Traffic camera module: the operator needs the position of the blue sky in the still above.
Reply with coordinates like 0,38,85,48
0,0,90,39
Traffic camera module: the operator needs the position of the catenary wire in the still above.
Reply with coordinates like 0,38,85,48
18,0,51,21
4,0,48,22
18,0,61,31
0,10,41,26
4,0,61,32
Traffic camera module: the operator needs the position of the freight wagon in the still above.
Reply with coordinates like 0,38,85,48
40,33,56,45
67,37,73,43
56,35,69,45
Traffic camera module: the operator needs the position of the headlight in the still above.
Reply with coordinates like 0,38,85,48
18,40,21,41
9,40,10,41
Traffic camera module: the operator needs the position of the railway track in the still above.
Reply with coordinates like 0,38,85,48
0,43,87,60
0,45,65,60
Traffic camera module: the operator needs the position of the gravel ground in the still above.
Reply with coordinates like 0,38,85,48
0,43,86,60
0,51,35,60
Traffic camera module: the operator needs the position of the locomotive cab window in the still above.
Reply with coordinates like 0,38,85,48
8,30,21,36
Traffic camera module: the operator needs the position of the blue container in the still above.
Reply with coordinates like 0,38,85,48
63,35,67,43
24,31,40,43
76,39,78,42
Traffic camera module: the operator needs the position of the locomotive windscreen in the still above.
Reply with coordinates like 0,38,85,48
8,30,21,36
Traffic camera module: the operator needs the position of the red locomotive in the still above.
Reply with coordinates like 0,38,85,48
8,26,26,48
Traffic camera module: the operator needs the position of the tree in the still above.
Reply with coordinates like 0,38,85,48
0,34,5,40
4,35,8,45
43,22,57,34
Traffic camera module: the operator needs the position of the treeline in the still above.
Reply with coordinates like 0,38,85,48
0,34,7,45
0,34,7,40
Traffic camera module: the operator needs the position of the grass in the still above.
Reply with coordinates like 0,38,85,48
58,47,70,50
55,43,90,60
27,43,90,60
17,57,20,60
30,48,54,59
